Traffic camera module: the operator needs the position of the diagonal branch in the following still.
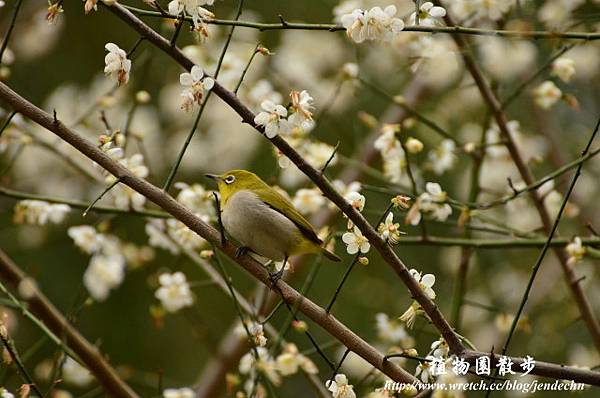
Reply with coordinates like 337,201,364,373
440,7,600,352
0,249,140,398
0,80,418,386
105,1,465,355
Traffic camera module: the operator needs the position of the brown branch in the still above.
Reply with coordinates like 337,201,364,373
104,0,465,356
0,249,140,398
463,351,600,386
441,7,600,352
0,81,418,386
193,82,428,397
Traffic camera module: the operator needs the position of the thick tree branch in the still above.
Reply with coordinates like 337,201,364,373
105,0,465,356
0,81,418,386
0,249,140,398
441,8,600,352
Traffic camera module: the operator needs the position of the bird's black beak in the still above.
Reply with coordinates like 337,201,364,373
204,173,221,182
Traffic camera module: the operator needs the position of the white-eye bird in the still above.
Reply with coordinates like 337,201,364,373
205,170,341,279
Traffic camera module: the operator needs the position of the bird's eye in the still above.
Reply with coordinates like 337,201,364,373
224,175,235,184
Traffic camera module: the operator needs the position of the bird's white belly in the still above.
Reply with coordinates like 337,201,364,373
221,190,300,261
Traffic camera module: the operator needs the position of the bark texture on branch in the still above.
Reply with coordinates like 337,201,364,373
0,249,140,398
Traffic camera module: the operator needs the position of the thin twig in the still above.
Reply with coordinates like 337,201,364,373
0,0,24,66
83,177,121,217
121,5,600,40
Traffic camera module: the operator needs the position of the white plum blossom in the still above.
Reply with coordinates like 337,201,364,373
288,90,315,132
168,0,214,39
304,141,338,169
170,217,206,249
155,272,194,313
62,357,94,387
83,254,125,301
377,212,403,244
292,188,326,215
276,343,318,376
533,80,562,109
253,100,291,138
326,373,356,398
551,57,576,83
341,5,405,43
431,339,449,358
68,225,101,254
180,65,215,111
406,183,452,226
163,387,195,398
13,200,71,225
566,237,586,266
342,226,370,254
415,356,436,382
346,191,365,212
239,347,281,386
410,2,446,26
248,322,267,347
104,43,131,86
428,139,457,175
409,268,436,299
174,182,215,218
109,154,149,211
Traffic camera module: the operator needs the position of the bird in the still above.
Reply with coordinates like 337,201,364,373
205,169,341,282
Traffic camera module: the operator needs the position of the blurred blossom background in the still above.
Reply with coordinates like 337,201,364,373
1,0,600,397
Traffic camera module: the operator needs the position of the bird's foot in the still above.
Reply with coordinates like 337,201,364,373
268,268,285,289
236,246,250,258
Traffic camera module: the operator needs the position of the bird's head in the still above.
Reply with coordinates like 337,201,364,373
205,169,265,204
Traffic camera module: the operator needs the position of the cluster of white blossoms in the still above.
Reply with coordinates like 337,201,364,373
168,0,215,40
155,272,194,313
254,89,315,139
145,182,212,254
104,43,131,86
326,373,356,398
179,65,215,111
405,182,452,226
146,216,209,254
68,225,154,300
13,200,71,225
400,268,437,328
341,5,405,44
566,237,586,266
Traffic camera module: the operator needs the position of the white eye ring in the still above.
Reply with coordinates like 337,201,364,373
224,175,235,184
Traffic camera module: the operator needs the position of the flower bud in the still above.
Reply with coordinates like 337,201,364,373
358,256,369,266
405,137,423,154
135,90,151,104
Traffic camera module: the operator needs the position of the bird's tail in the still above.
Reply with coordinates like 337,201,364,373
321,247,342,262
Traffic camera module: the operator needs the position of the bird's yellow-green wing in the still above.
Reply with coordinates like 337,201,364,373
255,185,322,245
